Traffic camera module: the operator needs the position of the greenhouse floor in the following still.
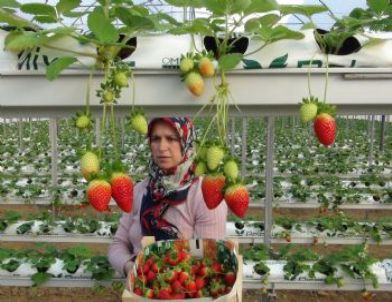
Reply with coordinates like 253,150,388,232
0,288,392,302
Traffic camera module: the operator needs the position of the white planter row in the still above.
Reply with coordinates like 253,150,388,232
1,220,392,245
1,258,392,291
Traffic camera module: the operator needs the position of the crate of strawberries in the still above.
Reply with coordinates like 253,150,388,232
122,238,242,301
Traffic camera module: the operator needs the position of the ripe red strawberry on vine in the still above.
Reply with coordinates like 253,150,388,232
313,103,337,146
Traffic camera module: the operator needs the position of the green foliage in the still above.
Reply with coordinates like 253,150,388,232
46,57,78,81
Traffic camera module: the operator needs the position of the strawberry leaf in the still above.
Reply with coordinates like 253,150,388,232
46,57,78,81
87,10,119,44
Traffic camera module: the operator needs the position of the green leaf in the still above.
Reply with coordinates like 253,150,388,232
0,9,32,28
367,0,390,14
203,0,226,15
243,0,278,14
46,57,77,81
56,0,80,14
62,10,86,18
129,5,150,17
20,3,56,17
87,10,119,44
5,31,49,51
245,18,260,32
33,15,57,23
0,0,20,8
31,272,53,287
301,22,315,30
218,53,243,71
169,18,212,35
115,7,155,32
280,5,328,17
165,0,204,8
257,14,280,26
231,0,252,14
256,25,304,44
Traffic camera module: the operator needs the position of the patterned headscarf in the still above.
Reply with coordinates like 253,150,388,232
140,117,197,240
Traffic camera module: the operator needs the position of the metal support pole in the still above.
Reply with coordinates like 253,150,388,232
264,116,274,248
95,117,100,147
368,115,375,167
121,117,125,149
241,117,247,178
380,115,386,151
49,119,58,204
230,117,235,153
18,119,23,152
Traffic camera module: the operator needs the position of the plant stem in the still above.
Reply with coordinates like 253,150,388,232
323,55,329,103
42,44,97,59
307,52,317,98
129,71,136,110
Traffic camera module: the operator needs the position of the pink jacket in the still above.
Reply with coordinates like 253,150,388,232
108,177,227,275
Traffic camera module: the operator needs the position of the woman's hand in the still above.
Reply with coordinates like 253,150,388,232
124,260,135,291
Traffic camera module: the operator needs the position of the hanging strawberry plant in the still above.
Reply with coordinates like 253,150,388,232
167,0,304,217
1,0,177,212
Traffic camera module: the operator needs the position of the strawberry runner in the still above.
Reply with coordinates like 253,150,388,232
140,117,197,240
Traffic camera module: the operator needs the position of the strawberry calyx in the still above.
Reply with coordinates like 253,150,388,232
316,102,336,117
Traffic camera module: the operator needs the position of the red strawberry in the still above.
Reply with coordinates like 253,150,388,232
195,277,205,290
110,172,133,213
157,288,172,299
314,113,336,146
211,262,223,274
171,293,186,299
201,174,225,209
224,272,236,286
171,280,182,293
186,280,197,293
178,271,190,285
144,288,154,298
86,179,111,212
133,287,142,296
224,183,249,218
146,270,156,283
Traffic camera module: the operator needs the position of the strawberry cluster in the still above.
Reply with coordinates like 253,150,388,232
179,52,216,97
132,243,237,300
195,143,250,218
299,97,337,146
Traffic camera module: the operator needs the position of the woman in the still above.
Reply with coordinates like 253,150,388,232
108,117,227,276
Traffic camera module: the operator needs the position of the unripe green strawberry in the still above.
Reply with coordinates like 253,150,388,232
80,151,100,181
103,89,114,103
198,57,215,78
130,113,148,135
224,183,249,218
185,72,204,96
196,144,208,161
224,159,239,181
194,161,207,176
206,145,225,171
87,179,111,212
75,115,92,129
299,97,318,123
114,71,129,87
179,57,194,73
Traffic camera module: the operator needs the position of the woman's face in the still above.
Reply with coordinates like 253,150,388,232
149,121,183,171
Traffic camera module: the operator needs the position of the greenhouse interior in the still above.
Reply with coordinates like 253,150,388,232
0,0,392,301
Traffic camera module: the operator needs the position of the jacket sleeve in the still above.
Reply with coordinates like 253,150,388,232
108,181,145,276
108,212,135,276
192,178,228,239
